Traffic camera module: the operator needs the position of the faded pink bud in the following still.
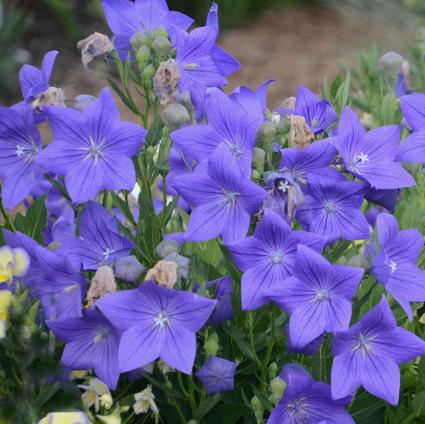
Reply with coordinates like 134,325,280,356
86,265,117,306
153,59,181,106
77,32,114,69
145,260,177,289
288,115,314,150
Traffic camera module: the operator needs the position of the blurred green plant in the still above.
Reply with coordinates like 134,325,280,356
0,0,30,99
167,0,306,28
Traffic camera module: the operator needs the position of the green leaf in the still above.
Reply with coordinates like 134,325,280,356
36,382,61,408
14,195,47,244
413,391,425,417
222,326,258,363
107,77,141,117
195,394,222,421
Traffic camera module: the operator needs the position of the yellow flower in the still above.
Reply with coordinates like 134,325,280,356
38,412,89,424
0,290,12,339
0,246,30,285
133,385,159,415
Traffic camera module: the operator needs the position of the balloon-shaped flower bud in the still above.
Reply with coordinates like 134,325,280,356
162,103,190,130
113,255,145,283
379,51,404,75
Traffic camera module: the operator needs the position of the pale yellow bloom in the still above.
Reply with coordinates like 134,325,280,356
38,411,89,424
0,290,12,339
0,246,30,285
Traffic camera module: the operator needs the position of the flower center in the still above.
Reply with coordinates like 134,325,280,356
102,248,115,262
278,180,290,193
356,152,370,164
315,288,329,301
271,251,283,264
311,118,319,128
220,191,239,208
324,201,337,214
94,326,109,343
79,136,106,164
15,137,39,162
386,259,397,274
352,332,375,356
154,311,169,329
223,138,244,160
288,397,309,418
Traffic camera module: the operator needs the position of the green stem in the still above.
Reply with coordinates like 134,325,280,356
0,192,15,232
169,398,187,424
248,313,262,367
177,372,191,399
260,307,276,391
188,374,197,416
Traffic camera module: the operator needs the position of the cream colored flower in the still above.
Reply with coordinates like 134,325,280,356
133,385,159,415
79,378,111,412
86,265,117,306
38,412,89,424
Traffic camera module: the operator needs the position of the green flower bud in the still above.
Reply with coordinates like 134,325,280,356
250,395,264,422
136,45,151,70
253,147,266,171
258,121,276,144
276,120,290,135
152,26,168,39
268,362,278,380
379,51,404,75
162,103,191,130
164,380,173,391
143,64,156,86
251,169,262,182
152,35,171,59
131,32,150,50
204,337,219,356
187,421,198,424
270,377,286,400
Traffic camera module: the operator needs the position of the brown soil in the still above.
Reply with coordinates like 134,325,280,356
15,4,417,118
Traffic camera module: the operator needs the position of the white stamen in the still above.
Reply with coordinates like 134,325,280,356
79,136,106,164
388,260,397,274
184,63,200,70
356,152,370,164
271,251,283,264
154,311,169,329
278,180,290,193
315,288,329,301
324,201,337,214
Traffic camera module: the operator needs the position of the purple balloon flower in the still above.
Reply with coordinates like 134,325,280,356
196,356,237,394
279,85,338,134
205,3,240,78
19,50,59,104
48,308,122,390
333,107,415,189
207,276,234,325
172,88,259,177
331,296,425,405
101,0,193,53
171,27,228,114
268,364,354,424
97,282,216,374
371,213,425,320
0,108,44,209
297,178,370,244
35,247,85,320
230,80,274,128
57,202,133,272
397,93,425,163
172,144,267,244
35,88,147,204
226,209,325,311
266,245,363,349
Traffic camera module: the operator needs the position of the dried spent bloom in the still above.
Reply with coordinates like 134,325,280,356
87,265,117,306
38,412,89,424
153,59,181,105
133,385,159,415
77,32,114,68
288,115,314,149
31,86,66,111
145,260,178,289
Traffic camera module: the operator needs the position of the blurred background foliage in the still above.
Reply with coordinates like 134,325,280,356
0,0,425,100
